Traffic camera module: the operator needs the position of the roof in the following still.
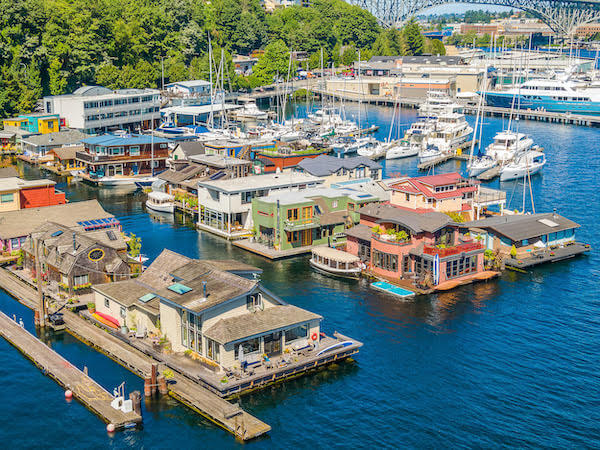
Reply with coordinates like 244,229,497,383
21,130,87,148
158,165,204,184
189,154,251,168
0,167,19,178
464,213,580,242
358,203,453,233
390,173,478,200
257,187,378,206
344,223,372,241
173,141,205,157
0,177,55,192
198,172,323,193
48,85,159,99
81,133,169,147
171,259,262,278
297,155,381,177
0,199,113,239
166,80,211,88
137,249,192,290
312,246,359,263
203,305,321,345
49,145,83,160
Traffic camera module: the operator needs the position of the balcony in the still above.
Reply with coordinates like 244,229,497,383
423,241,484,258
76,150,169,163
283,217,320,231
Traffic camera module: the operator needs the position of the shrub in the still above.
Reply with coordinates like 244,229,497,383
510,245,517,258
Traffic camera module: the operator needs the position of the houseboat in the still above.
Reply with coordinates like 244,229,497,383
146,191,175,213
310,246,363,279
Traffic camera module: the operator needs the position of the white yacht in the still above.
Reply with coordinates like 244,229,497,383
485,131,535,163
467,155,497,177
399,119,436,154
235,99,268,120
425,112,473,153
385,139,419,159
500,150,546,181
146,191,175,213
418,91,464,118
418,145,443,164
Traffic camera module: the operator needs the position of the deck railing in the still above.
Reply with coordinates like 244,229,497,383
423,241,484,258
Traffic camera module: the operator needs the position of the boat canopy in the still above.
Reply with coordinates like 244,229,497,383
312,246,359,263
148,191,174,201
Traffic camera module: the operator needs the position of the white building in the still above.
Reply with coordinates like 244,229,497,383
43,86,161,134
165,80,211,97
197,172,323,239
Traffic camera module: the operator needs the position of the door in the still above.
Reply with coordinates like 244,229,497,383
264,332,281,357
301,229,313,246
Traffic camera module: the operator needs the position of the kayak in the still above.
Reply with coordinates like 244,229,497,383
93,311,119,329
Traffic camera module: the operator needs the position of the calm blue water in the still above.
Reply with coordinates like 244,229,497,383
1,104,599,448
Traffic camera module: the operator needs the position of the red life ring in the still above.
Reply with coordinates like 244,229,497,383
311,333,318,341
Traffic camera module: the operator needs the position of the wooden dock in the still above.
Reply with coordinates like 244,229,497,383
0,310,141,430
477,165,502,181
0,268,271,441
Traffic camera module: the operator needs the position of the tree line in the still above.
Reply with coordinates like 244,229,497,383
0,0,445,119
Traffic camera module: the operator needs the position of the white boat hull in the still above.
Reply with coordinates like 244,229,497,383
500,163,545,181
309,258,361,279
386,145,419,159
146,200,175,213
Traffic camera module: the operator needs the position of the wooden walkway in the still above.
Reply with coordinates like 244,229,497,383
0,268,270,441
0,310,141,429
477,165,502,181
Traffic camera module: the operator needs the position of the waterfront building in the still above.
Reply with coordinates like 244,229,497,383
22,222,134,296
3,113,61,135
345,203,487,290
47,146,86,173
77,133,169,178
295,155,382,186
232,55,259,75
576,22,600,39
388,173,506,220
254,146,328,174
0,167,19,178
252,187,380,252
165,80,211,98
20,129,87,159
170,141,205,164
94,249,325,372
204,139,276,159
42,85,161,134
0,199,117,252
0,131,16,152
463,212,589,266
0,177,65,212
197,172,323,239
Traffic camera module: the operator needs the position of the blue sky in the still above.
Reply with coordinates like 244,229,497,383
419,4,513,15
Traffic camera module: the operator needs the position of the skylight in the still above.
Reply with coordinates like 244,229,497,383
139,293,156,303
539,218,559,227
168,283,192,295
51,230,63,237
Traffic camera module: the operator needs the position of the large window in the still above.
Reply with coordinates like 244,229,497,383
206,338,219,363
237,337,260,357
285,324,308,343
373,250,398,272
73,274,89,286
181,310,202,354
358,241,371,262
302,206,312,219
129,146,140,156
445,256,477,279
287,208,299,220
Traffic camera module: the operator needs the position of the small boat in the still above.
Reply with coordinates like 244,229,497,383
92,311,119,329
385,139,419,159
316,340,355,356
485,131,535,163
467,155,497,177
309,247,363,279
235,99,268,120
146,191,175,213
418,144,443,164
500,150,547,181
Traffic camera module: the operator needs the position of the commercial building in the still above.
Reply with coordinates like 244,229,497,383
0,177,65,212
3,113,61,135
576,23,600,39
252,187,379,252
42,85,161,134
197,172,323,239
77,133,170,178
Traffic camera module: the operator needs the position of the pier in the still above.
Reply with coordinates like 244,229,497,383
0,268,271,441
0,310,142,430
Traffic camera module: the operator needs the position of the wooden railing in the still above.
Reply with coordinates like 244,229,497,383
423,241,483,258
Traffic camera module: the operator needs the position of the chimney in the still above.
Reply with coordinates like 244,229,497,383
72,232,76,252
553,208,557,218
202,281,207,301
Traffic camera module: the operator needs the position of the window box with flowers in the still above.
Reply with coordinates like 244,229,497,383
58,282,69,291
73,282,92,291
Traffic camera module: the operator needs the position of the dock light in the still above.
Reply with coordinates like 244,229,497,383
106,423,115,433
64,389,73,399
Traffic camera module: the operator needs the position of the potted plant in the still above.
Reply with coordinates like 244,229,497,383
87,302,96,313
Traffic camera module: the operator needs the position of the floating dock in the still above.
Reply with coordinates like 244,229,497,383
0,310,142,430
371,281,416,298
504,243,591,269
477,165,502,181
0,268,271,441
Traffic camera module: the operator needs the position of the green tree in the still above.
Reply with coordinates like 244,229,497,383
403,18,424,56
249,40,290,87
341,45,357,66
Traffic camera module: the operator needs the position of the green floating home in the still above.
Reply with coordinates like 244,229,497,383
252,187,379,252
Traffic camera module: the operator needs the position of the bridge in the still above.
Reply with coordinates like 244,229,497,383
347,0,600,36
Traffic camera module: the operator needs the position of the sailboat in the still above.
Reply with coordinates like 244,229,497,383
500,150,546,181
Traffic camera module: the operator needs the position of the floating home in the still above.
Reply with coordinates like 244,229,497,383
93,249,362,396
296,155,382,186
463,212,590,269
0,177,65,212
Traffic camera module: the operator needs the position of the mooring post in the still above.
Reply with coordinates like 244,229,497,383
151,363,158,395
158,375,168,395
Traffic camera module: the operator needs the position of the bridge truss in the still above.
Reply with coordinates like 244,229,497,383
348,0,600,36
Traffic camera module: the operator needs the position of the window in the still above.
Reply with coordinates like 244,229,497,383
10,238,20,249
348,203,355,211
287,208,299,221
445,255,477,279
104,298,110,308
1,193,14,203
129,146,140,156
372,250,398,272
181,310,202,353
238,337,260,356
120,307,126,318
73,274,89,286
332,201,338,208
241,191,253,204
160,144,167,149
285,325,308,343
302,206,312,219
246,293,263,311
405,193,410,202
206,338,220,362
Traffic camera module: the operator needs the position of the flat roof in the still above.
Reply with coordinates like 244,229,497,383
258,187,378,206
81,133,170,146
198,172,323,193
161,104,241,116
189,154,251,168
0,177,55,192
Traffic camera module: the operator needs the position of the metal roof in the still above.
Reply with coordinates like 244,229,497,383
297,155,381,177
358,203,453,234
81,133,170,147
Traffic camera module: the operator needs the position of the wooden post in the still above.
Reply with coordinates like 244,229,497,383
144,377,152,397
157,375,168,395
34,236,46,327
151,363,158,395
129,390,142,415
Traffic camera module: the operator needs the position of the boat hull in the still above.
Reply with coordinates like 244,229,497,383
386,146,419,159
309,259,361,280
484,92,600,115
146,200,175,213
500,163,544,181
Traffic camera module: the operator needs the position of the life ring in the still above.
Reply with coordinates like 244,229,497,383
311,333,318,341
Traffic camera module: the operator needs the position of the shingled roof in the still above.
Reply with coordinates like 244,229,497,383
297,154,381,177
358,203,453,233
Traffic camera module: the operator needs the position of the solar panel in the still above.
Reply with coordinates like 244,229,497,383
51,230,63,237
106,230,117,241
